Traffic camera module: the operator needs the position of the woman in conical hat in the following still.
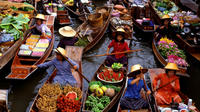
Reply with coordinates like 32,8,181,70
105,27,130,67
57,26,78,48
30,14,52,40
155,14,176,39
153,63,182,105
32,47,79,86
120,64,151,110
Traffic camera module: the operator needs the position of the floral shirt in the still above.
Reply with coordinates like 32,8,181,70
108,40,130,59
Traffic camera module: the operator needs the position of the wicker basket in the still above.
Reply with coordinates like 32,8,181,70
88,13,103,27
96,7,109,20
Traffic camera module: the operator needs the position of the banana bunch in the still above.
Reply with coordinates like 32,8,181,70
65,0,74,6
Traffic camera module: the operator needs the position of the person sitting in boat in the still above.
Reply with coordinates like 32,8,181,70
105,28,130,67
120,64,151,110
155,14,176,39
30,14,51,40
32,47,79,86
153,63,182,105
58,26,78,48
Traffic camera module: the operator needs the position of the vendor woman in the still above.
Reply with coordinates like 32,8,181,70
32,47,79,86
155,14,176,39
153,63,182,105
120,64,151,110
58,26,78,48
105,28,130,67
30,14,51,40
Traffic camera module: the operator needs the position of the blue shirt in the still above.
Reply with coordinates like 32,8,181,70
124,77,150,99
37,58,79,85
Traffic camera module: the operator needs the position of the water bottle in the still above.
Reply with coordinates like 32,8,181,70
188,99,192,107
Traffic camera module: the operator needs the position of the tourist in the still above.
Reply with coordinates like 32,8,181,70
153,63,182,105
105,28,129,67
32,47,79,86
57,26,78,48
120,64,151,110
30,14,52,40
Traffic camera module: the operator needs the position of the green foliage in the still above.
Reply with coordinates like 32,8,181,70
74,36,89,47
89,81,103,87
0,14,30,40
104,85,121,92
10,2,34,12
86,95,110,112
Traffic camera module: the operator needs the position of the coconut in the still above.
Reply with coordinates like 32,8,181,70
105,88,115,97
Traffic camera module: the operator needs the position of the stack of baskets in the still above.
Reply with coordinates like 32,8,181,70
88,13,103,28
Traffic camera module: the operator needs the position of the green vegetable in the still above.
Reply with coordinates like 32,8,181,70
104,85,121,92
0,14,30,40
97,103,104,110
111,63,123,70
99,96,110,107
89,81,103,87
89,84,100,92
75,36,89,47
91,106,101,112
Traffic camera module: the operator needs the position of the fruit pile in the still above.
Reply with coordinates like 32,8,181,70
85,81,121,112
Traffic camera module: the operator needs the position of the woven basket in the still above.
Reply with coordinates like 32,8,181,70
88,13,103,28
96,7,109,20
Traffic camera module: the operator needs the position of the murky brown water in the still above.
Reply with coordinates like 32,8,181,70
0,1,199,112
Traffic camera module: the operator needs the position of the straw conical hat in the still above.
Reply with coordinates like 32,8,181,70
35,14,46,20
112,27,128,38
162,14,170,19
164,63,179,71
54,47,66,56
59,26,76,37
128,64,148,77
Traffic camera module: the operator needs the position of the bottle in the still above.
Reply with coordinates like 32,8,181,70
188,99,192,107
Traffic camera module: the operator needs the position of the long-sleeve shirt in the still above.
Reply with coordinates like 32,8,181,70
36,24,51,34
124,77,150,99
37,58,79,85
108,40,130,59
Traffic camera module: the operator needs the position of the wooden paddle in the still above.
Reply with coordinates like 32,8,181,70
84,49,142,58
56,48,90,83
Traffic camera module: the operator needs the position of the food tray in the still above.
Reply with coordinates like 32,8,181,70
36,43,49,48
20,44,30,50
97,73,123,84
26,38,39,43
18,49,32,56
38,39,49,43
30,35,40,39
31,51,44,57
32,47,46,52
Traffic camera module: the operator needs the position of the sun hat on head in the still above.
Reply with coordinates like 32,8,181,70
128,64,148,77
164,63,179,71
112,27,128,38
35,14,46,20
54,47,66,56
162,14,170,19
58,26,76,37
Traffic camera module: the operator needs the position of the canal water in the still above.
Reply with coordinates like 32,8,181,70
0,1,199,112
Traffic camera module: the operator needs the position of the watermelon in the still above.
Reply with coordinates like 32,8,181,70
66,91,77,100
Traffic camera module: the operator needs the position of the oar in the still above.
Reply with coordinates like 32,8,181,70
140,69,153,112
56,48,90,83
84,49,142,58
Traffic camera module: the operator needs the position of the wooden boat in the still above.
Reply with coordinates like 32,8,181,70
148,2,163,25
57,10,72,25
131,4,156,33
76,5,113,53
82,40,130,112
149,68,200,112
0,3,35,70
0,89,9,112
29,46,84,112
174,35,200,61
5,15,55,80
152,33,189,77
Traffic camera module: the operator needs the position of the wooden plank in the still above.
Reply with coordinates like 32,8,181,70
190,53,200,61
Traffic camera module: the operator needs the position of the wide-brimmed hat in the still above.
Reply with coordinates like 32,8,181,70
35,14,46,20
162,14,170,19
164,63,179,71
54,47,66,56
59,26,76,37
112,27,128,38
128,64,148,77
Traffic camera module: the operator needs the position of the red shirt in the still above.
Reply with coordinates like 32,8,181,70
108,40,130,59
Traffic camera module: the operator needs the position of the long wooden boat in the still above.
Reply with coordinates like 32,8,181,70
76,5,113,53
174,35,200,61
57,10,72,25
82,40,130,112
29,46,84,112
131,4,156,33
5,15,55,80
0,89,9,112
152,33,189,77
149,68,199,112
